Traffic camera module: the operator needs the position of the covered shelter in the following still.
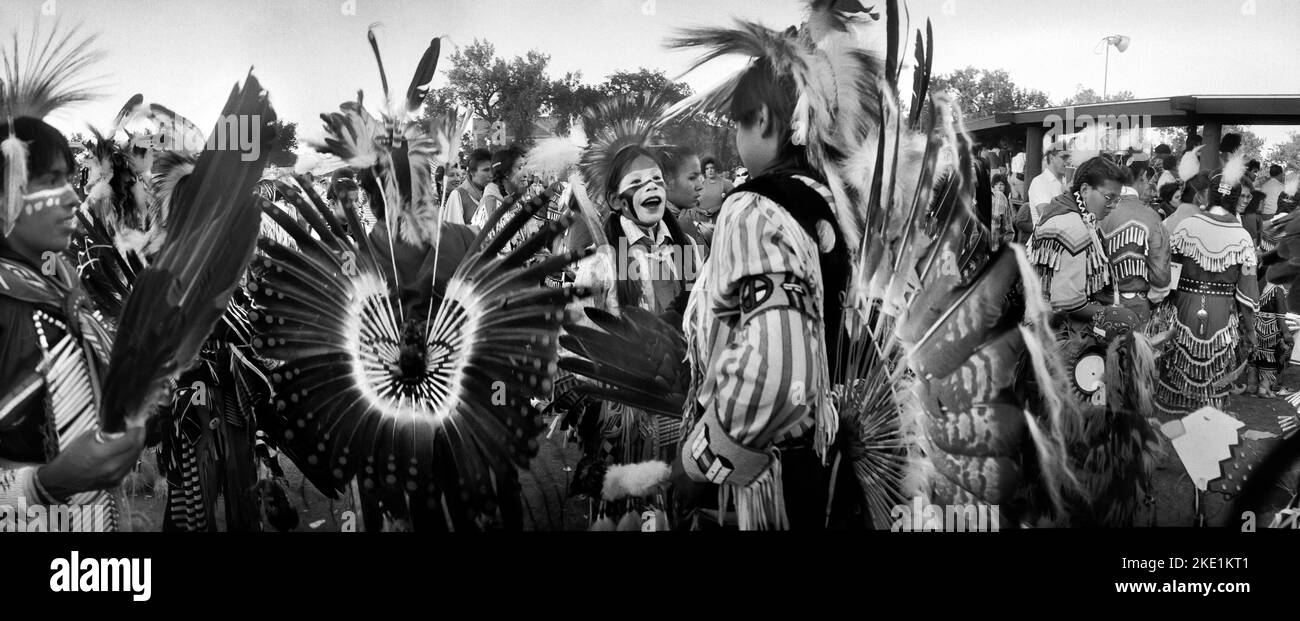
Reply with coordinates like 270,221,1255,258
964,94,1300,183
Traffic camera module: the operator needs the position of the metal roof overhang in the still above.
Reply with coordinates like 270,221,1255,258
964,95,1300,136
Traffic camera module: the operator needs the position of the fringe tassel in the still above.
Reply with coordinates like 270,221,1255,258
1104,225,1148,255
2,127,30,237
1113,259,1147,280
1169,230,1256,273
720,456,788,531
813,313,838,462
1030,239,1067,271
1169,314,1240,359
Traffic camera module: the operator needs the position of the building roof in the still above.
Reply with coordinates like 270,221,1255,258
964,94,1300,135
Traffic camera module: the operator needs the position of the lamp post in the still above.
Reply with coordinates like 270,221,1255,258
1095,35,1131,99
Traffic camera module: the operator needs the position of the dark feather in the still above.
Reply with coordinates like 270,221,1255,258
405,38,440,113
556,306,689,417
99,72,275,432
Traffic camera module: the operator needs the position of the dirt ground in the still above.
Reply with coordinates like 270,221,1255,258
122,369,1300,532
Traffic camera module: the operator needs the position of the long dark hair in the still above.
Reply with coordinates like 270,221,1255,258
490,145,524,195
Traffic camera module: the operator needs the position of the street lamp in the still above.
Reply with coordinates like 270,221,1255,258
1094,35,1131,99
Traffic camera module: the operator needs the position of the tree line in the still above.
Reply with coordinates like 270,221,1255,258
419,39,739,168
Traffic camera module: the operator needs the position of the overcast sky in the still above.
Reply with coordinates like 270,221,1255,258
10,0,1300,148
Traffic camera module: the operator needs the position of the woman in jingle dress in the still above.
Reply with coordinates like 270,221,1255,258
1156,171,1259,415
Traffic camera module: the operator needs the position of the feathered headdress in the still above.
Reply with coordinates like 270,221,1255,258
313,25,445,247
577,92,670,205
1,21,103,236
664,0,886,249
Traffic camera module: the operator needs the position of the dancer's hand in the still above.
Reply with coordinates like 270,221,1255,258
35,427,146,499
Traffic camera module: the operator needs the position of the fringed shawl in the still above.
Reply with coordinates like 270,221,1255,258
1169,212,1257,275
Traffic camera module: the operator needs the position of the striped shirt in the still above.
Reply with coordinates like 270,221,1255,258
683,176,833,449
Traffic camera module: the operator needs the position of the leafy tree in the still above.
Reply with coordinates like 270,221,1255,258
267,119,298,167
1267,131,1300,170
431,39,552,146
1059,85,1135,106
598,68,693,101
547,71,602,136
929,66,1051,120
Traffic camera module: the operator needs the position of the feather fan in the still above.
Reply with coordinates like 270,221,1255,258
99,72,276,432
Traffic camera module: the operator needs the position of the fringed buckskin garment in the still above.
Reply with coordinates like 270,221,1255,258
1029,192,1110,324
1157,210,1259,415
1098,194,1172,325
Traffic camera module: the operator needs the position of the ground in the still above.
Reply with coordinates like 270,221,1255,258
120,369,1300,531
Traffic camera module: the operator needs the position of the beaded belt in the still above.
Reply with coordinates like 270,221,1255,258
1178,278,1235,297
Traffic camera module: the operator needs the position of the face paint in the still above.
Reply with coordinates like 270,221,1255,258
23,184,79,218
616,166,667,226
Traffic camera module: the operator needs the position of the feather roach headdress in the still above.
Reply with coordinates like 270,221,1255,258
576,92,670,206
313,25,446,247
1,21,103,236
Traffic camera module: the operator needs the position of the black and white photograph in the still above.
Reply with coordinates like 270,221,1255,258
1,0,1298,607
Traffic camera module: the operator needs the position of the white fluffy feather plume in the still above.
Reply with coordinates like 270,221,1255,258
526,136,583,177
1219,152,1246,194
601,460,671,501
1178,148,1202,183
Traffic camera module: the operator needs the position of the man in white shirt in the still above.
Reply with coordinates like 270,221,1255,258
1014,145,1070,239
1260,164,1285,217
444,148,492,228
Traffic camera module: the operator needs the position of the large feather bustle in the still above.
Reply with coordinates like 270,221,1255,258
248,170,593,529
0,21,104,120
99,72,276,432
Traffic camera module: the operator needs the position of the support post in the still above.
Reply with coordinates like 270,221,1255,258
1201,121,1222,172
1025,124,1045,185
